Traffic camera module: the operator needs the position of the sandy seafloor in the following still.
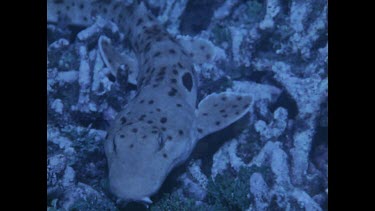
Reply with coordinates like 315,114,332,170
47,0,328,210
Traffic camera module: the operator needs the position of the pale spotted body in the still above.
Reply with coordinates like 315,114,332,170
48,0,252,203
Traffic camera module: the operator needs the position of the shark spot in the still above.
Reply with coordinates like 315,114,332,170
155,76,164,82
103,8,108,14
173,69,178,75
232,105,238,108
216,121,221,126
163,153,168,158
136,18,143,26
152,130,158,134
112,138,117,153
176,103,182,107
243,104,250,108
178,130,184,135
219,109,226,113
221,96,227,101
167,136,172,140
57,10,61,15
149,100,154,104
203,113,208,116
161,127,167,131
171,78,177,83
79,4,84,9
138,115,146,121
129,144,134,148
206,54,211,60
237,96,242,101
71,2,75,6
154,52,161,57
65,5,70,10
83,17,88,21
147,120,153,124
142,135,147,139
182,73,193,92
156,108,161,112
112,4,118,10
153,84,159,88
181,50,188,56
200,45,205,50
235,111,240,115
120,117,127,124
213,104,218,107
177,62,183,68
140,100,145,104
132,128,138,133
159,67,166,75
169,49,176,54
120,134,125,138
144,58,149,65
197,128,203,133
160,117,167,123
223,114,228,118
144,42,151,52
134,42,139,50
168,88,178,96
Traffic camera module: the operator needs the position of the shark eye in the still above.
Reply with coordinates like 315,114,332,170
182,72,193,92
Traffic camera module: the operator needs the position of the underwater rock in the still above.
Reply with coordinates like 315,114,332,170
211,139,246,178
179,160,208,201
251,141,291,187
228,81,281,102
49,38,70,50
158,0,188,35
290,189,322,211
61,182,117,210
51,99,64,114
47,127,75,155
213,0,240,20
259,0,280,30
56,70,79,84
47,154,68,197
289,1,327,60
250,172,270,211
254,107,288,141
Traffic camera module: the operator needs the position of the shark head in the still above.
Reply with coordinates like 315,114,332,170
104,92,196,202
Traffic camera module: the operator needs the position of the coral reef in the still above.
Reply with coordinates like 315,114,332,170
47,0,328,210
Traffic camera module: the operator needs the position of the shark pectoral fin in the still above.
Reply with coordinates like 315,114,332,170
195,92,253,140
177,36,217,64
98,36,138,85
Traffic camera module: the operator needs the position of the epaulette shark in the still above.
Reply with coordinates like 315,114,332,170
48,0,253,204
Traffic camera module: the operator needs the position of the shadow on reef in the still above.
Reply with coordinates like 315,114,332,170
179,0,225,35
